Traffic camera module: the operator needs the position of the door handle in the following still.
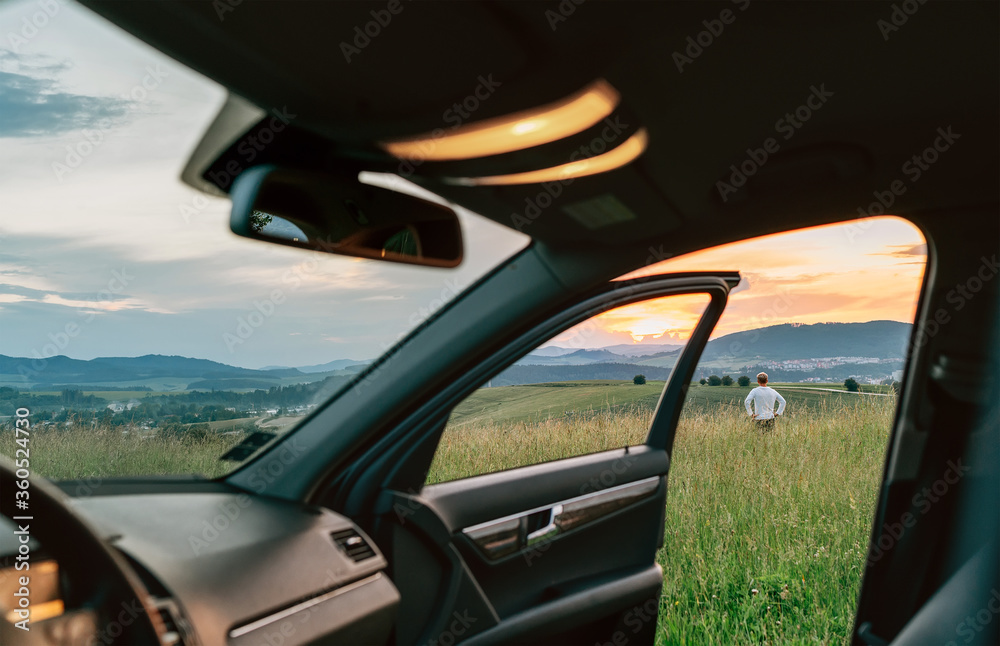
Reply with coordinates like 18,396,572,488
525,504,563,546
462,476,660,561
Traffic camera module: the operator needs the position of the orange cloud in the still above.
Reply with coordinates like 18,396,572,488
609,216,926,342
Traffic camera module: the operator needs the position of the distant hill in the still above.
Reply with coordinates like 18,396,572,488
598,343,683,357
290,359,369,374
532,343,682,359
530,346,580,357
0,354,304,390
495,363,672,386
701,321,911,361
500,320,909,385
0,321,911,391
516,349,626,366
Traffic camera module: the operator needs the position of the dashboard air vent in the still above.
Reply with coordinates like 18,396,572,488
330,528,376,562
152,598,186,646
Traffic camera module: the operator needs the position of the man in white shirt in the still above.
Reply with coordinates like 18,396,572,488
744,372,786,431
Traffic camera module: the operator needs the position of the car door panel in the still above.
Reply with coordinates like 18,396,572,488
461,566,665,646
331,272,738,644
425,468,666,620
420,446,668,532
380,467,666,643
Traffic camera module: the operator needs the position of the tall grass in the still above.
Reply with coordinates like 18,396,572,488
0,426,242,479
428,405,651,484
3,394,894,643
428,396,894,644
656,398,892,644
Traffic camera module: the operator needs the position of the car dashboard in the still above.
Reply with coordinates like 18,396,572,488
3,485,399,646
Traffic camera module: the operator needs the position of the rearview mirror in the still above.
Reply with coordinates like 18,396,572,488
229,166,463,267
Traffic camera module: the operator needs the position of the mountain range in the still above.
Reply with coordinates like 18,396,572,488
0,320,911,391
700,320,911,361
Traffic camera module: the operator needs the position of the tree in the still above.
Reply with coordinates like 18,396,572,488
633,374,646,385
699,378,707,385
249,210,274,233
721,375,734,386
844,377,860,392
890,380,901,395
738,375,751,387
707,375,722,386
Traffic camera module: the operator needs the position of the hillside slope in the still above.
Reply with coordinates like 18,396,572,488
702,321,911,361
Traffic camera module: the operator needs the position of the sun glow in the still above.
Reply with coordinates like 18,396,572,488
595,294,711,341
616,216,927,340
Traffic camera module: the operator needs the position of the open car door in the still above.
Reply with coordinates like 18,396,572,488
318,271,739,645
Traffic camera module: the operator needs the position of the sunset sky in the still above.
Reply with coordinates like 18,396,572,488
547,217,927,350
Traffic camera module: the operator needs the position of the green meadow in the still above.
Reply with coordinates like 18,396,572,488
431,382,892,644
2,381,893,643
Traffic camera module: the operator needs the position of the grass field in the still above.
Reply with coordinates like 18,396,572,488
447,380,667,427
431,382,893,644
1,427,244,479
1,381,893,643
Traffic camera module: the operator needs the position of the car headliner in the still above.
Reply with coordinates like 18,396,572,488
78,0,998,286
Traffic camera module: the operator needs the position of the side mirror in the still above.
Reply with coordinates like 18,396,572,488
229,166,463,267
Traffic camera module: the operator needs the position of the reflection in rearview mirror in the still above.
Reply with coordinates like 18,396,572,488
230,165,463,267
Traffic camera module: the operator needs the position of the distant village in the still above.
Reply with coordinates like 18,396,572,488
725,357,905,385
752,356,899,370
104,400,317,417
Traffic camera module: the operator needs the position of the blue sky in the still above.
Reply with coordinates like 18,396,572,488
0,0,527,368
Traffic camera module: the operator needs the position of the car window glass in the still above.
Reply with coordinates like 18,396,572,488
426,293,711,483
0,1,528,480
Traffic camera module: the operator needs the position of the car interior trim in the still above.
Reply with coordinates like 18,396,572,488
380,79,620,161
462,476,659,560
228,572,385,639
444,128,648,186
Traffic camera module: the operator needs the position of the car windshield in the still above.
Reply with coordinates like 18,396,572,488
0,0,528,479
